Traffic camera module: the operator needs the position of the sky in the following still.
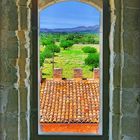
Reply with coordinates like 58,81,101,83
40,1,100,29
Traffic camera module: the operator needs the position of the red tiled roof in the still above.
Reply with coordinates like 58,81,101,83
40,123,99,134
40,80,100,123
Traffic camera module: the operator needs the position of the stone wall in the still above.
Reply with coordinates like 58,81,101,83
39,0,102,11
0,0,31,139
109,0,140,140
0,0,140,140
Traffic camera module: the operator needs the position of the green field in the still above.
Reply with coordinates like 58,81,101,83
40,33,100,79
41,44,100,79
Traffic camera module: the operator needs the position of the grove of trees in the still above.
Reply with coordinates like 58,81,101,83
40,35,60,67
40,33,99,72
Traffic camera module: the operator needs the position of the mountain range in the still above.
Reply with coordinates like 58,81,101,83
40,25,99,33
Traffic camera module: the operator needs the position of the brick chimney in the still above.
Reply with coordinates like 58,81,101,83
74,68,82,80
94,68,100,80
53,68,62,80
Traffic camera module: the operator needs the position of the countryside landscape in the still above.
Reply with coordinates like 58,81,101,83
39,1,101,134
40,25,100,79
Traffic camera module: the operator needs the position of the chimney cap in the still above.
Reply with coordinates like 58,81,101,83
53,68,62,80
74,68,82,80
93,68,100,80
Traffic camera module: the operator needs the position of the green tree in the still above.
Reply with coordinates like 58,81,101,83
85,53,99,70
44,48,53,58
40,51,46,67
45,44,60,71
82,46,97,53
40,33,55,46
60,40,74,50
47,44,60,53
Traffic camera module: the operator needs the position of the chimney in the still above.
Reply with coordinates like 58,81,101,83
53,68,62,80
74,68,82,80
94,68,100,80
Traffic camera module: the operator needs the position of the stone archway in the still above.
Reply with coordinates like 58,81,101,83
1,0,140,139
38,0,104,135
39,0,103,11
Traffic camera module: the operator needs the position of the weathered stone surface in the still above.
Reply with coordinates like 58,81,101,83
18,6,28,30
124,0,140,8
0,59,18,83
7,1,18,30
122,136,138,140
0,0,140,140
0,113,18,140
123,8,140,32
39,0,103,11
122,88,140,115
122,116,140,138
18,0,27,6
112,87,121,114
111,114,121,140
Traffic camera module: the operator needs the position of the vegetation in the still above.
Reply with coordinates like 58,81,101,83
60,40,74,50
39,32,100,78
40,33,99,45
85,53,99,70
82,46,97,53
47,44,60,53
40,35,60,67
40,34,55,46
40,51,46,67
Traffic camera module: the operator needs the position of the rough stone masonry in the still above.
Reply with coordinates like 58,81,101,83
0,0,140,140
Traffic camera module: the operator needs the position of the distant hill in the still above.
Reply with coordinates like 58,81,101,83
40,25,99,34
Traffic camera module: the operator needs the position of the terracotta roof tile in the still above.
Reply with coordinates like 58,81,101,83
40,80,100,123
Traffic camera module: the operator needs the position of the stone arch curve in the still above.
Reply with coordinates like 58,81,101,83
39,0,103,12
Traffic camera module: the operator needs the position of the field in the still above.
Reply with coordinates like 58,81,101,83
40,33,100,79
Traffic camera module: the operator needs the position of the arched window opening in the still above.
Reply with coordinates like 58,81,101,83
39,2,101,134
39,1,102,135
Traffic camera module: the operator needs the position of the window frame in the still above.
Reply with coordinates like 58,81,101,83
30,0,110,139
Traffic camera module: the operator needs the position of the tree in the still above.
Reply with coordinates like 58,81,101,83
60,40,74,50
42,38,54,46
82,46,97,53
40,34,55,46
85,53,99,70
40,51,46,67
45,44,60,72
47,44,60,53
44,48,53,58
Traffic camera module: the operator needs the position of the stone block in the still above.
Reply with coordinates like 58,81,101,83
123,8,140,32
113,62,121,87
6,42,19,59
121,116,140,138
7,1,18,31
123,31,140,56
19,86,28,113
6,87,18,113
112,87,121,114
121,135,137,140
121,64,140,88
124,0,140,9
121,88,139,115
111,114,121,140
5,114,18,140
19,6,28,30
0,58,18,84
18,0,27,6
20,115,28,139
